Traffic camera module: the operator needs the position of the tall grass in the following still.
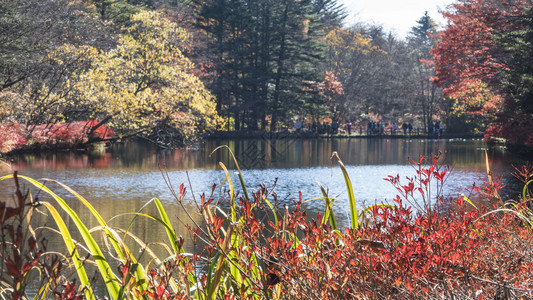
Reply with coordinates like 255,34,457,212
476,151,533,230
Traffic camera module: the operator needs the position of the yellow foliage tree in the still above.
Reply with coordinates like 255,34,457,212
322,27,386,119
324,27,383,73
57,10,222,143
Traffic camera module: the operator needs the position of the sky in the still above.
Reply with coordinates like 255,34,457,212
339,0,455,37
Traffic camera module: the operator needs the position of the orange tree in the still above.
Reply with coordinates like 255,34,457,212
431,0,533,148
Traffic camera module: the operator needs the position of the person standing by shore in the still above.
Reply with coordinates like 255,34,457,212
295,119,302,133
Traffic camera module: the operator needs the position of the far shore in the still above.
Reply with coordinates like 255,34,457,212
207,130,484,140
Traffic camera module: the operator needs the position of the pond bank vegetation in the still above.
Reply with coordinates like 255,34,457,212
0,149,532,299
0,121,114,155
1,121,487,157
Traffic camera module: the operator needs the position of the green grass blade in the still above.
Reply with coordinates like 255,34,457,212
478,208,533,228
205,252,221,298
40,202,95,300
211,146,258,297
261,195,279,227
0,174,121,298
42,180,117,243
219,162,235,201
484,150,492,185
111,225,183,296
207,224,235,300
152,198,180,254
144,200,194,295
484,150,504,207
461,195,478,209
523,179,533,202
219,162,237,222
332,152,358,229
40,179,149,294
211,145,249,201
228,231,244,294
317,181,337,230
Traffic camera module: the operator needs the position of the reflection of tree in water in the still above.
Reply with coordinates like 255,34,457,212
215,132,296,170
7,150,113,170
6,138,523,176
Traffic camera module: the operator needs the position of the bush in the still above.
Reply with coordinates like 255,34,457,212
0,122,27,153
0,120,114,154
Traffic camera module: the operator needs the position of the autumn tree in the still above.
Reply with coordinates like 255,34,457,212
324,25,422,123
302,71,344,121
0,0,223,149
323,26,385,120
50,10,222,145
432,0,533,146
431,0,510,113
0,0,110,98
0,0,114,130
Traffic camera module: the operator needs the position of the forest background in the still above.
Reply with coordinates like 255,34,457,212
1,0,532,152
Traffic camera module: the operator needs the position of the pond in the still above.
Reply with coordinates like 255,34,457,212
0,137,523,263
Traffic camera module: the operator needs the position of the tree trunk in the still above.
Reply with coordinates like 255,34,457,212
270,0,290,132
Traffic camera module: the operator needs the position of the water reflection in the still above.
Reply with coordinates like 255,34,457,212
1,138,518,200
3,138,502,170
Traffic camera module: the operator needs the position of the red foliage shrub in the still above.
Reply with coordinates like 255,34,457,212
29,121,114,147
271,199,532,298
0,120,114,153
185,154,533,299
0,122,27,153
485,123,533,147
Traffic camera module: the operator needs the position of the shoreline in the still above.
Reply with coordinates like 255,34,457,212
0,131,487,158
